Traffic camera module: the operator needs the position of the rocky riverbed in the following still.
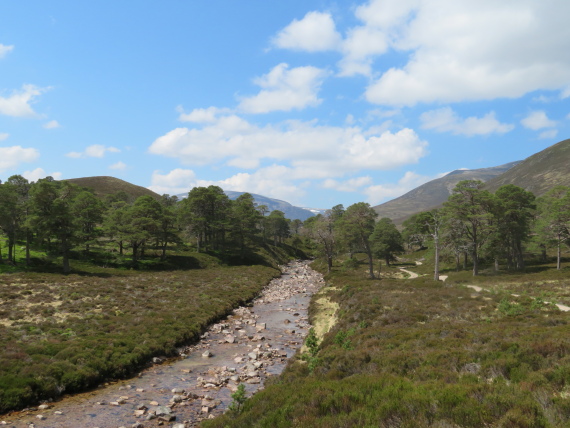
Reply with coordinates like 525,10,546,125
0,260,325,428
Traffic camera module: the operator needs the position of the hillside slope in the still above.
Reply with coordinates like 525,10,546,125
64,176,160,200
372,161,520,223
484,138,570,196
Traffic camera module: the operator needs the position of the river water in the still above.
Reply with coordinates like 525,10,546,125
0,260,325,428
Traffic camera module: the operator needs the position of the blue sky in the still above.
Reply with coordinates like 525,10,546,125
1,1,569,210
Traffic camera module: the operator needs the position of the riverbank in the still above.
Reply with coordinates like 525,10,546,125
0,260,325,427
0,262,278,415
204,261,570,427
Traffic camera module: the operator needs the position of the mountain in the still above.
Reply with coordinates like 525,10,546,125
484,138,570,196
64,176,160,201
176,190,316,221
372,161,520,224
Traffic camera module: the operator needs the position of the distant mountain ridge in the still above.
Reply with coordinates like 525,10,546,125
176,190,316,221
484,138,570,195
372,161,521,224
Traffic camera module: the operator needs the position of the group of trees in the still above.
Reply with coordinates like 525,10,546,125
301,179,570,281
302,202,404,278
2,174,567,277
403,180,570,278
0,176,292,272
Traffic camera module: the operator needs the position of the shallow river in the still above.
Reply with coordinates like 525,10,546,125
1,260,324,428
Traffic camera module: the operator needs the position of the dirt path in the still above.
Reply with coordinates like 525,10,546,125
398,267,419,279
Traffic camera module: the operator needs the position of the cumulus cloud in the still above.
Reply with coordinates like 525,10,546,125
0,44,14,59
109,161,127,171
43,120,60,129
0,133,8,141
272,11,342,52
148,168,197,195
338,25,390,77
66,144,120,158
286,0,569,105
177,106,230,123
0,146,39,172
520,110,557,130
363,170,444,205
149,115,428,177
0,84,49,118
322,176,373,192
238,63,328,113
22,167,62,182
150,165,307,204
539,129,558,139
420,107,514,136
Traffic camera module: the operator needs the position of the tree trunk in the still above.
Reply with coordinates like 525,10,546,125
25,232,30,266
433,236,440,281
62,236,70,273
8,237,13,263
494,257,499,273
557,235,561,270
132,242,139,264
363,239,375,279
472,248,478,276
515,241,524,270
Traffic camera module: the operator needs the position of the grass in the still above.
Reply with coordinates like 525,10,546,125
0,243,288,413
204,253,570,427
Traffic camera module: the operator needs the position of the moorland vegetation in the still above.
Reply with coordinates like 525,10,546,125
2,172,570,425
206,181,570,428
0,176,301,412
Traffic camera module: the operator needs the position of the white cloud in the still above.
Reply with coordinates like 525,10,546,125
0,146,39,171
43,120,60,129
272,11,341,52
210,166,306,204
66,144,121,158
109,161,127,171
177,106,230,123
539,129,558,139
363,170,443,205
329,0,570,105
0,133,8,141
420,107,514,136
149,115,428,177
148,168,197,195
238,63,328,113
520,110,557,130
0,44,14,59
338,25,390,76
22,167,62,182
323,176,373,192
0,84,49,118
